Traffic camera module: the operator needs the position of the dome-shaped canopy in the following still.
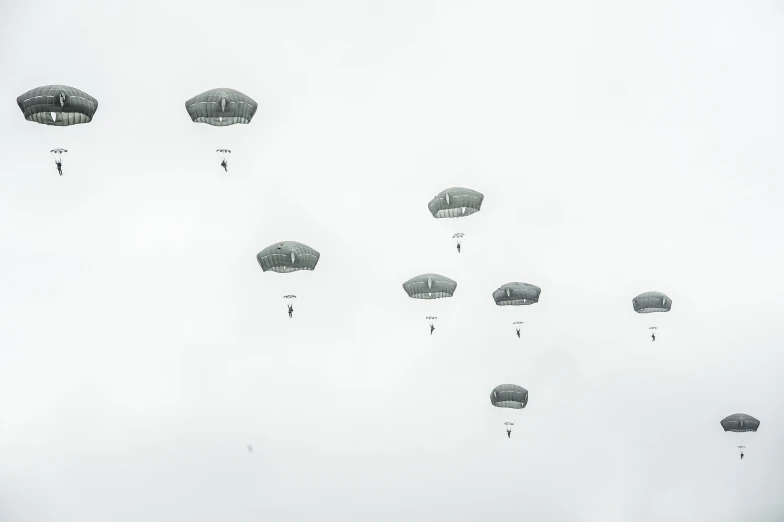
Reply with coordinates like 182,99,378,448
720,414,760,432
402,273,457,299
256,241,320,273
17,85,98,126
632,291,672,313
185,88,257,126
490,384,528,409
492,282,541,306
427,187,484,218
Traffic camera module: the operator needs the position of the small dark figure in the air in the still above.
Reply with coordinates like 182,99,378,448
652,332,656,342
56,161,63,176
430,323,435,335
506,428,512,438
516,328,521,338
740,452,744,460
221,159,228,172
288,304,293,318
456,242,461,253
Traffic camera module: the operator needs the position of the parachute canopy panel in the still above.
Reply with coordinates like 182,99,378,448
185,88,257,126
403,273,457,299
257,241,320,273
493,282,541,306
17,85,98,126
721,414,760,432
490,384,528,409
428,187,484,218
632,291,672,313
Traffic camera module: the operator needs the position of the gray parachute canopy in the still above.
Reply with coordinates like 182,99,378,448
17,85,98,126
490,384,529,409
428,187,484,218
185,88,257,126
493,282,541,306
720,414,760,432
257,241,320,273
402,273,457,299
632,291,672,313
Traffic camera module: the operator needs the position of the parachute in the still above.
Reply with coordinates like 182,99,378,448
632,292,672,313
721,414,759,459
490,384,529,409
492,282,541,306
720,414,760,432
17,85,98,126
402,274,457,299
428,187,484,218
491,384,528,437
257,242,320,273
283,294,297,305
185,88,257,126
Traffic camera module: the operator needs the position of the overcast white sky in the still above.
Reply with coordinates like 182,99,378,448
1,0,784,520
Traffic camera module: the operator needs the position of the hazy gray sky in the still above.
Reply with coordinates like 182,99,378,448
1,0,784,520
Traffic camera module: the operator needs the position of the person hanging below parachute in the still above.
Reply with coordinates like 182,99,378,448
426,316,437,335
216,149,231,172
427,188,482,252
284,295,297,318
720,413,759,461
186,88,257,171
632,291,671,339
257,243,319,319
17,86,97,179
490,384,528,439
50,148,67,176
513,321,524,338
402,274,457,333
453,233,464,253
